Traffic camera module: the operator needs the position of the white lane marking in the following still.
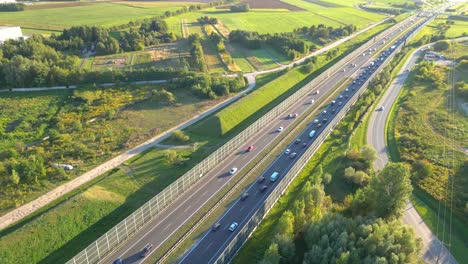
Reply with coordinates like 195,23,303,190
183,205,192,213
162,223,172,231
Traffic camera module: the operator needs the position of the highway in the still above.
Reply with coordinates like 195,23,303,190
179,20,427,264
102,16,420,264
367,45,459,264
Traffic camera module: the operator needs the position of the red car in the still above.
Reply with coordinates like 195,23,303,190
247,145,254,152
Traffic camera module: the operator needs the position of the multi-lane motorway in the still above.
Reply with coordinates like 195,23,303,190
179,19,428,264
104,16,421,264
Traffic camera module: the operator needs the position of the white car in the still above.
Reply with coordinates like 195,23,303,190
228,222,239,232
315,90,320,95
277,127,284,132
311,99,315,104
285,148,291,155
229,167,238,175
313,119,320,124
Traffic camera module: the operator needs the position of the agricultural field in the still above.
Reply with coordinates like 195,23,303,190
166,0,386,35
0,1,195,32
393,44,468,260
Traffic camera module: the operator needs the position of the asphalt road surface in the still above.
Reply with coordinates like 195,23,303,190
103,17,420,264
367,45,459,264
179,20,427,264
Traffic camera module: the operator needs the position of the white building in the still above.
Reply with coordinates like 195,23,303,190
0,26,23,44
0,0,16,3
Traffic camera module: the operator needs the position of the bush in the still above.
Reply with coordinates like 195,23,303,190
171,130,190,143
433,40,450,51
230,3,250,12
0,3,25,12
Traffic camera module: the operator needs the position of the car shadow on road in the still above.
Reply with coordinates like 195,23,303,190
122,252,144,264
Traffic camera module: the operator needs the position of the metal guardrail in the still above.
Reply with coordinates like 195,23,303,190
67,15,416,264
213,16,433,264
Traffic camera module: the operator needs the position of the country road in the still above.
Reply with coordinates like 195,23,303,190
366,41,464,263
0,17,391,231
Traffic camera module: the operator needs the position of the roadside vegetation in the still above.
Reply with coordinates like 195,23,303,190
392,43,468,259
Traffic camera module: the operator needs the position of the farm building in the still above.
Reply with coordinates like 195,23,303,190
0,26,23,44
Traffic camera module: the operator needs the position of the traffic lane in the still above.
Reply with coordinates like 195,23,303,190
183,93,346,264
186,109,339,264
182,26,414,263
107,66,342,263
111,112,307,262
112,19,411,263
182,152,298,264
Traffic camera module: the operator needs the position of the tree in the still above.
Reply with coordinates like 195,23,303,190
323,173,332,185
276,211,294,237
433,40,450,51
163,149,186,166
412,159,432,180
171,130,190,143
344,166,356,179
360,145,377,164
292,200,306,234
367,162,412,218
275,234,295,261
261,243,281,264
10,169,20,185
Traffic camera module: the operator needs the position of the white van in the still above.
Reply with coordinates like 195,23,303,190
270,172,279,182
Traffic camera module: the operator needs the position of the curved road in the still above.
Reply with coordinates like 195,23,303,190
366,43,462,263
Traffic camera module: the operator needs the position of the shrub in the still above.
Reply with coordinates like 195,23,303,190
433,40,450,51
171,130,190,143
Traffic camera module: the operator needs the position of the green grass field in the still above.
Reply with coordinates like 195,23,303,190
0,1,191,31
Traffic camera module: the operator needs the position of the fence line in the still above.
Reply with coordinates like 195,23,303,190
67,15,416,264
213,16,434,264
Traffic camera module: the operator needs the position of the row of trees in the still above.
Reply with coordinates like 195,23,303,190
0,3,25,11
188,34,207,72
230,3,250,12
229,30,310,60
294,24,357,43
